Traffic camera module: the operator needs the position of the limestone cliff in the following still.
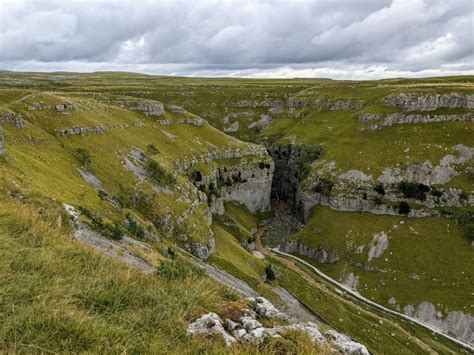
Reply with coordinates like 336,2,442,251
384,92,474,111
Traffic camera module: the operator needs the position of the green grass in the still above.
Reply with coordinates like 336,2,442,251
0,200,328,354
269,256,465,354
290,206,473,313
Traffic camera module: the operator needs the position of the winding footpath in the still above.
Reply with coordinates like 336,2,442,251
270,248,474,353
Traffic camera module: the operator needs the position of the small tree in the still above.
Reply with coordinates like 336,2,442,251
265,265,276,281
74,148,92,167
146,144,160,155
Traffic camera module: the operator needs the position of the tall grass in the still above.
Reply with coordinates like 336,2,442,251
0,201,324,353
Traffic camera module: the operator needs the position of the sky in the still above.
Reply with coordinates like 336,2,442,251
0,0,473,79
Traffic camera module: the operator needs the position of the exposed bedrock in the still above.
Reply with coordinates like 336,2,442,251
384,92,474,111
190,154,274,215
0,127,6,156
268,145,301,210
403,302,473,346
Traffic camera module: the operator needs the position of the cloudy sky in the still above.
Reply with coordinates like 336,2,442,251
0,0,473,79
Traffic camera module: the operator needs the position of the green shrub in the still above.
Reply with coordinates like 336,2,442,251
146,144,159,155
73,148,92,167
373,183,385,196
397,201,411,215
114,188,134,209
157,260,205,279
398,181,430,201
126,214,145,239
265,265,276,281
144,159,176,186
452,208,474,241
189,170,203,183
297,145,322,181
314,178,334,196
78,206,124,240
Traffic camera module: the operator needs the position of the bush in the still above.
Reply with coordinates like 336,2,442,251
314,178,334,196
114,188,134,209
373,183,385,196
431,189,443,198
78,206,124,240
297,145,322,181
157,260,205,279
189,170,203,183
265,265,276,281
73,148,91,167
452,208,474,241
126,214,145,239
398,181,430,201
397,201,411,215
145,159,176,186
146,144,160,155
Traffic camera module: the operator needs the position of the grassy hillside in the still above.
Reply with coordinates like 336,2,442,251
0,72,472,353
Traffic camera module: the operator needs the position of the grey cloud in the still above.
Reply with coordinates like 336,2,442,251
0,0,472,78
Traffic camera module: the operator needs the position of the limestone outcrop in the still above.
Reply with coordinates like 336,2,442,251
177,117,203,126
0,127,5,156
0,111,28,128
55,125,106,137
193,156,274,214
282,239,340,264
384,92,474,111
188,296,369,353
135,101,165,116
288,98,364,111
403,301,473,346
358,112,473,130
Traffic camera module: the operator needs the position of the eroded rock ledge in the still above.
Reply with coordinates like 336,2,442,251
384,92,474,111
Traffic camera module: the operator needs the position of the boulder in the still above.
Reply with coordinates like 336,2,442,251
187,313,237,347
324,330,370,354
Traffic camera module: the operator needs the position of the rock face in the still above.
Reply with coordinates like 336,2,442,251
0,111,28,128
55,125,106,137
367,232,389,262
269,145,308,211
288,98,364,111
56,103,77,111
379,144,473,186
187,239,215,260
404,301,474,346
63,204,155,274
178,117,203,126
0,127,5,156
340,272,360,291
136,101,165,116
384,92,474,111
358,112,473,130
188,296,369,353
187,313,237,346
193,156,274,214
224,121,239,133
282,239,339,264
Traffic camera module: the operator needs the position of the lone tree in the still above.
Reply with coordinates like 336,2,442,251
74,148,92,167
265,265,276,281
